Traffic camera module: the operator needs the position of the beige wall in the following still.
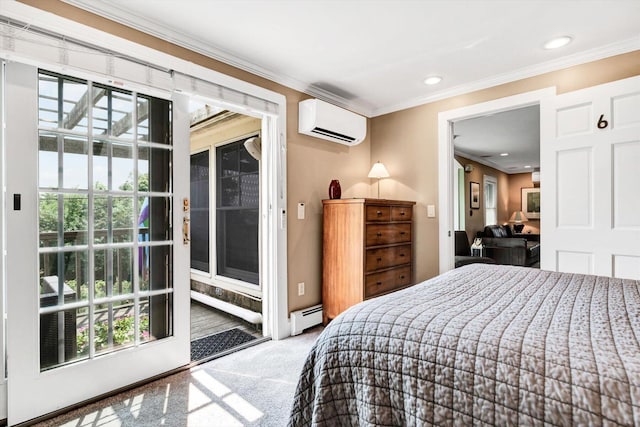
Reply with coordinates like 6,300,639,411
17,1,640,308
454,156,509,240
372,50,640,283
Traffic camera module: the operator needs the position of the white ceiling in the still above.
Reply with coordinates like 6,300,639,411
453,105,540,174
64,0,640,119
59,1,637,172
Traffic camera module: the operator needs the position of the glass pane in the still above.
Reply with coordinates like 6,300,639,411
113,143,135,191
94,195,109,244
64,194,88,245
39,251,89,305
40,308,89,371
94,299,136,355
63,136,88,190
62,79,89,133
217,209,259,285
36,71,174,368
94,248,134,297
111,91,134,140
112,196,135,242
190,151,210,272
137,197,171,242
139,245,172,291
138,146,171,193
92,86,109,136
239,144,259,173
38,73,59,128
39,132,59,188
220,177,239,207
220,145,238,177
240,174,259,207
144,95,171,145
93,140,109,190
137,97,150,142
140,293,173,342
39,192,59,248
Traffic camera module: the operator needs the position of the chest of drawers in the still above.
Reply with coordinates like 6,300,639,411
322,198,415,324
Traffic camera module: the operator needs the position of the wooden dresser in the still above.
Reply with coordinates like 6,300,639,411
322,198,416,324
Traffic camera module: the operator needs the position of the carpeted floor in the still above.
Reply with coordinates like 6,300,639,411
32,326,323,427
191,328,258,361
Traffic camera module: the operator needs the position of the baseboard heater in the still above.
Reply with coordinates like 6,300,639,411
190,290,262,325
290,304,323,336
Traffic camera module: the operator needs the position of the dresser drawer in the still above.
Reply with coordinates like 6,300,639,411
366,223,411,246
365,266,411,298
366,205,390,222
365,244,411,272
391,206,412,221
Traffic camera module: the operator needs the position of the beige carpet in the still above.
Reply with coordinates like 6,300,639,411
33,327,322,427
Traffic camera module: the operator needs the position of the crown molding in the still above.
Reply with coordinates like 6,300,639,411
62,0,374,117
63,1,639,119
372,37,640,117
455,150,536,175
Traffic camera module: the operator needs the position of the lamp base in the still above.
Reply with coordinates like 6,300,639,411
513,223,524,233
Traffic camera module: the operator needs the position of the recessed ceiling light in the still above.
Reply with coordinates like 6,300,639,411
500,153,509,157
544,36,572,50
424,76,442,85
524,165,531,169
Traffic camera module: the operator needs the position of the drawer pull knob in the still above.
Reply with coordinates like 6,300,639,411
376,281,382,286
376,211,382,216
400,231,406,235
376,232,382,237
377,257,382,262
400,212,406,216
399,253,405,257
400,275,405,279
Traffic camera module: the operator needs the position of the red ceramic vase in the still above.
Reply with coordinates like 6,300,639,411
329,179,341,199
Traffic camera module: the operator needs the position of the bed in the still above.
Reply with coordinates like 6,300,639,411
289,264,640,426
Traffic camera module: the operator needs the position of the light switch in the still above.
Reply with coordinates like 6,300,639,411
297,202,305,220
427,204,436,218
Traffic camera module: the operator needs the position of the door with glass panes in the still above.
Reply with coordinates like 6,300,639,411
5,63,189,425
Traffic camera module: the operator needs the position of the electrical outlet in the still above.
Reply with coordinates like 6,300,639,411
297,282,305,296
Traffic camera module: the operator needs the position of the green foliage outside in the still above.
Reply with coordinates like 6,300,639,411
40,173,152,356
77,314,150,356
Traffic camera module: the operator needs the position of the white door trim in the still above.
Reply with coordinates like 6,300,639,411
438,88,556,273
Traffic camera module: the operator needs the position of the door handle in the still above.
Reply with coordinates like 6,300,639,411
183,217,190,245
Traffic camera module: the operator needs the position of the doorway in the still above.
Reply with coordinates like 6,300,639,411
187,103,268,362
438,88,555,272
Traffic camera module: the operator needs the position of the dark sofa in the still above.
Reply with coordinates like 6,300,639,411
454,230,495,268
482,225,540,267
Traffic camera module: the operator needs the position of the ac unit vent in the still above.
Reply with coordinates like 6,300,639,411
310,127,356,143
299,99,366,146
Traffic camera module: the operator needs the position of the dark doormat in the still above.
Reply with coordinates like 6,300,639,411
191,328,257,361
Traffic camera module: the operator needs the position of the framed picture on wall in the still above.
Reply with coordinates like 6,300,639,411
522,187,540,218
470,181,480,209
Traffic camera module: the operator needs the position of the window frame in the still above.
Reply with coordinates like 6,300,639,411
190,131,262,297
484,174,498,227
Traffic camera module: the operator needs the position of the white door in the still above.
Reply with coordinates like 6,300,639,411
5,63,190,425
541,75,640,278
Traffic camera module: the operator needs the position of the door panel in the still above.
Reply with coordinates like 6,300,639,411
5,63,190,425
541,75,640,277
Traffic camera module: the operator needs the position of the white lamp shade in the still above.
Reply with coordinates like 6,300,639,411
509,210,529,223
368,162,390,178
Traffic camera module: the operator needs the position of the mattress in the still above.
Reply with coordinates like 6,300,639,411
289,264,640,426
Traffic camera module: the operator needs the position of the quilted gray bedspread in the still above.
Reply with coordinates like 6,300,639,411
289,264,640,426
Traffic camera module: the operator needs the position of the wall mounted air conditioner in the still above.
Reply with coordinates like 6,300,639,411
298,99,366,146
